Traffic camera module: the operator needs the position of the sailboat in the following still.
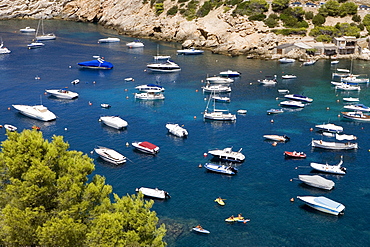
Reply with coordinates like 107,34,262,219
153,45,171,60
35,18,56,41
0,38,11,54
203,92,236,121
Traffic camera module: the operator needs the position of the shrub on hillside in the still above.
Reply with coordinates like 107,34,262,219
305,11,314,20
315,34,333,42
352,14,361,23
338,2,357,17
272,28,307,35
271,0,289,12
264,16,279,28
167,6,178,16
319,0,340,17
197,1,212,17
312,14,326,26
249,13,266,21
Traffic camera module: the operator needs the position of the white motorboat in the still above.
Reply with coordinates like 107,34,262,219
126,40,144,48
204,163,238,175
3,124,17,132
279,100,305,108
205,76,234,84
310,156,346,175
136,187,170,199
332,68,350,77
35,19,56,41
219,70,241,77
335,133,357,141
237,109,247,114
99,116,128,129
343,104,370,112
98,37,120,43
302,59,317,66
342,97,359,102
100,103,111,108
341,75,369,84
298,175,335,190
146,60,181,73
278,89,290,94
177,48,204,55
284,94,313,103
94,146,126,165
331,60,339,65
279,58,295,63
45,89,79,99
134,92,165,100
341,111,370,121
135,84,165,92
202,84,231,93
311,139,357,150
258,75,277,85
132,141,160,154
335,84,361,91
208,147,245,163
27,42,45,49
212,95,230,103
20,26,36,33
267,108,284,114
263,135,290,142
315,123,343,133
0,40,11,54
166,123,188,137
71,79,80,84
281,74,297,79
12,104,56,121
297,196,345,215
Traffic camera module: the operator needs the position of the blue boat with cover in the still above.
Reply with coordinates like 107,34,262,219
77,56,113,69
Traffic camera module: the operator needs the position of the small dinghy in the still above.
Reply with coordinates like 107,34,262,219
166,123,188,137
192,226,210,234
214,197,225,206
267,108,284,114
284,151,306,158
263,135,290,142
4,124,17,132
136,187,170,199
100,103,111,108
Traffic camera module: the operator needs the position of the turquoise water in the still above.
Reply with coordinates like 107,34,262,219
1,19,370,246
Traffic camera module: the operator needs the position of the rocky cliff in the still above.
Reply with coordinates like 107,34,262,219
0,0,366,58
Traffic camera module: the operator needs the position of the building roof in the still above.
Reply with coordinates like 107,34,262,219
294,42,313,49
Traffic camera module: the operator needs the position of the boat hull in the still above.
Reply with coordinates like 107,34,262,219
311,140,357,150
12,105,56,121
99,116,128,129
297,196,345,215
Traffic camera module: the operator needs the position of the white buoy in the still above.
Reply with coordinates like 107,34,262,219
64,128,68,131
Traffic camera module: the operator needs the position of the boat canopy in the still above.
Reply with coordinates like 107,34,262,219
78,58,113,69
314,197,342,209
298,175,335,189
139,141,158,149
147,84,163,88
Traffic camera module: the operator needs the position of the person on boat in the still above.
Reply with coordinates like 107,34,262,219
237,213,244,220
196,225,203,230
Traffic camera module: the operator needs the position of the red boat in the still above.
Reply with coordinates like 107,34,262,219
284,151,306,158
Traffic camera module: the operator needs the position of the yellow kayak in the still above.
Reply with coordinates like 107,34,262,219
215,198,225,206
225,216,244,222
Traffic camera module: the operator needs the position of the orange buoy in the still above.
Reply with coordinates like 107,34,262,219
7,107,10,110
290,198,295,202
272,142,277,146
194,116,197,119
198,164,202,168
124,89,128,91
195,89,198,92
310,128,313,131
203,153,208,157
88,101,92,105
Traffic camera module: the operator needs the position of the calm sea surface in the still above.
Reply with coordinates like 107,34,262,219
1,19,370,246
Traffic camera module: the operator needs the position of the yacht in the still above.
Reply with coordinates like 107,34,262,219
27,42,45,49
284,94,313,103
177,47,204,55
126,40,144,48
20,26,36,33
208,147,245,163
219,70,241,77
98,37,120,43
146,60,181,72
297,196,345,215
45,89,79,99
12,104,56,121
205,76,234,84
94,146,126,165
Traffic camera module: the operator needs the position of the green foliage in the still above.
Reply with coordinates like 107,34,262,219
155,3,164,15
182,0,199,20
363,14,370,26
358,23,364,31
271,0,289,12
319,0,340,17
264,16,279,28
272,28,307,35
312,14,326,26
167,6,178,16
279,7,307,28
316,34,333,42
232,0,268,16
178,0,189,3
338,2,357,17
352,14,361,23
309,25,338,36
336,22,361,37
249,13,266,21
305,11,314,20
197,1,212,17
0,130,166,246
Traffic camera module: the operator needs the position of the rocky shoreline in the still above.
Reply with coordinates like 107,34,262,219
1,0,369,60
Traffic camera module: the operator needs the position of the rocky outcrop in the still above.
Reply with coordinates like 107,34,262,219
0,0,364,58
